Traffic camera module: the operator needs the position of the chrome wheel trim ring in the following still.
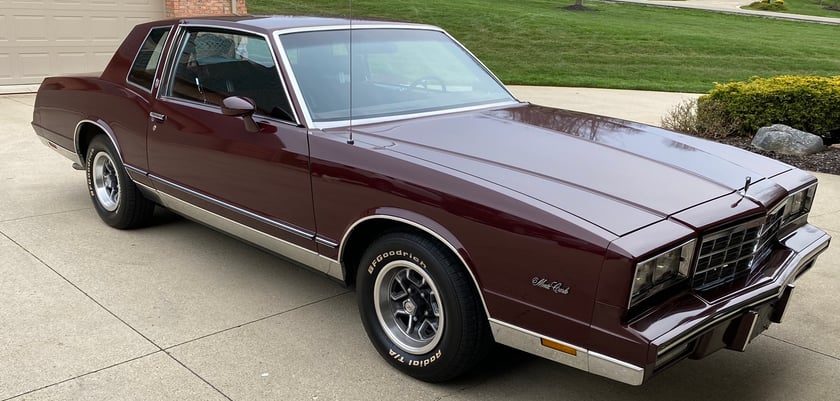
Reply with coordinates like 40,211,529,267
373,260,444,355
92,152,120,212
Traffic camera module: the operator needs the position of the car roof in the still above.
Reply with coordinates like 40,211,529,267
154,15,435,34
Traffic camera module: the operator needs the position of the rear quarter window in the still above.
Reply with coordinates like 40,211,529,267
127,26,172,92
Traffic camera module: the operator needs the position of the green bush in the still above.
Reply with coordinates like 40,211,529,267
744,1,788,12
699,75,840,137
661,98,740,138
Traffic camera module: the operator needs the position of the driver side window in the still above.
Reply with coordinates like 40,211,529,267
167,29,295,122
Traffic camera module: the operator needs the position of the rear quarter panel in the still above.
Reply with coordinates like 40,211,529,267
33,21,164,173
34,77,153,172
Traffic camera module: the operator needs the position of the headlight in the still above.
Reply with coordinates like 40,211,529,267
783,184,816,225
630,240,696,307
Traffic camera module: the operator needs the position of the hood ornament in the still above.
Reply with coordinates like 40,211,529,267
732,176,753,208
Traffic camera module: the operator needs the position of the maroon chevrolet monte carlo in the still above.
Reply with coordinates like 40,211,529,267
31,16,830,385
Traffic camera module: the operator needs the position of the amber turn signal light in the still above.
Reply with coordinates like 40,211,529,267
541,338,577,356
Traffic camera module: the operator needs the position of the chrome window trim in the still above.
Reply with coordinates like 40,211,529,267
149,173,315,241
274,24,445,36
273,25,517,130
125,81,154,95
441,28,515,99
312,101,521,130
339,214,491,319
125,25,174,94
158,23,300,125
156,96,303,128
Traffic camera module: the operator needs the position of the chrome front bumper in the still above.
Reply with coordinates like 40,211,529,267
649,224,830,377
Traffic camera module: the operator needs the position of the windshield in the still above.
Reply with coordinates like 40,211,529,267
278,28,514,123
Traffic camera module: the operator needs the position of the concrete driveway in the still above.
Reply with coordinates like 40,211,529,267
1,90,838,400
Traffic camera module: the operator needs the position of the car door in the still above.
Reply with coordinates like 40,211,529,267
147,26,316,251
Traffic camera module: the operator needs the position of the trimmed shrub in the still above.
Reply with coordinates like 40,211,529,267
745,1,787,11
699,75,840,137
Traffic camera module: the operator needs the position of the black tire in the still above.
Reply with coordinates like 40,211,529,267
85,135,154,229
356,231,491,382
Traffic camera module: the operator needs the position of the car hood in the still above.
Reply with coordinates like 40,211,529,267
350,104,791,236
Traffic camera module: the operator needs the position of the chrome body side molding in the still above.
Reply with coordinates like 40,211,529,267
490,319,589,370
588,351,645,386
74,119,122,163
155,189,343,281
315,236,339,248
133,180,163,204
123,164,147,183
490,319,645,386
150,174,316,240
38,137,80,164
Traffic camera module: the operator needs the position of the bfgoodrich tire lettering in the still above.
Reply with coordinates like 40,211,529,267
85,135,154,229
357,231,491,382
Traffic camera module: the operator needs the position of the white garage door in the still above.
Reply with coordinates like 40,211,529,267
0,0,165,88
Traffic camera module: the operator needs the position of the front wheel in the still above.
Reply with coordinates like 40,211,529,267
85,135,154,229
357,231,491,382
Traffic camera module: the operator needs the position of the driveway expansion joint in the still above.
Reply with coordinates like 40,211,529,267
0,207,90,224
163,350,234,401
163,290,352,352
0,351,161,401
763,334,840,362
0,230,165,351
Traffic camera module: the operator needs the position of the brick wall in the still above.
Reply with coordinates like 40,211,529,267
165,0,248,17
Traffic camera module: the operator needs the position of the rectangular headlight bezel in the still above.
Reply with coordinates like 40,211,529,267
628,239,697,308
782,184,817,226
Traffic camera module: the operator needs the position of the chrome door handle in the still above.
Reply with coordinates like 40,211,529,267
149,112,167,123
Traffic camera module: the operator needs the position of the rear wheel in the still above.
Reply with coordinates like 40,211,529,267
356,231,491,382
85,135,154,229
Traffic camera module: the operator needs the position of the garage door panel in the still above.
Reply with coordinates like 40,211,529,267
0,16,8,42
54,16,87,41
89,16,125,42
0,55,11,78
14,15,49,42
0,45,127,85
19,53,51,79
0,0,165,86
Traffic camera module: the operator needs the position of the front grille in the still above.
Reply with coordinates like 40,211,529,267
692,203,786,290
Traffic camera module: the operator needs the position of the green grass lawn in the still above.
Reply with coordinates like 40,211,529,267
248,0,839,93
744,0,840,18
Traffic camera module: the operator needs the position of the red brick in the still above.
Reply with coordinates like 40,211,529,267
166,0,248,18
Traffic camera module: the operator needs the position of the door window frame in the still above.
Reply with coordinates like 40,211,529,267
157,24,300,126
126,25,174,94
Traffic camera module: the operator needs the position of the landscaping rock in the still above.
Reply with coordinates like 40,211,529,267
751,124,824,156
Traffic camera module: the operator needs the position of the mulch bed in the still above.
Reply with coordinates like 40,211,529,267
714,136,840,176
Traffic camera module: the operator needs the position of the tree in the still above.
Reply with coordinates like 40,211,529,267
563,0,593,11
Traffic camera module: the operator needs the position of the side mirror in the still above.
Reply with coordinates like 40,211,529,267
221,96,260,132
